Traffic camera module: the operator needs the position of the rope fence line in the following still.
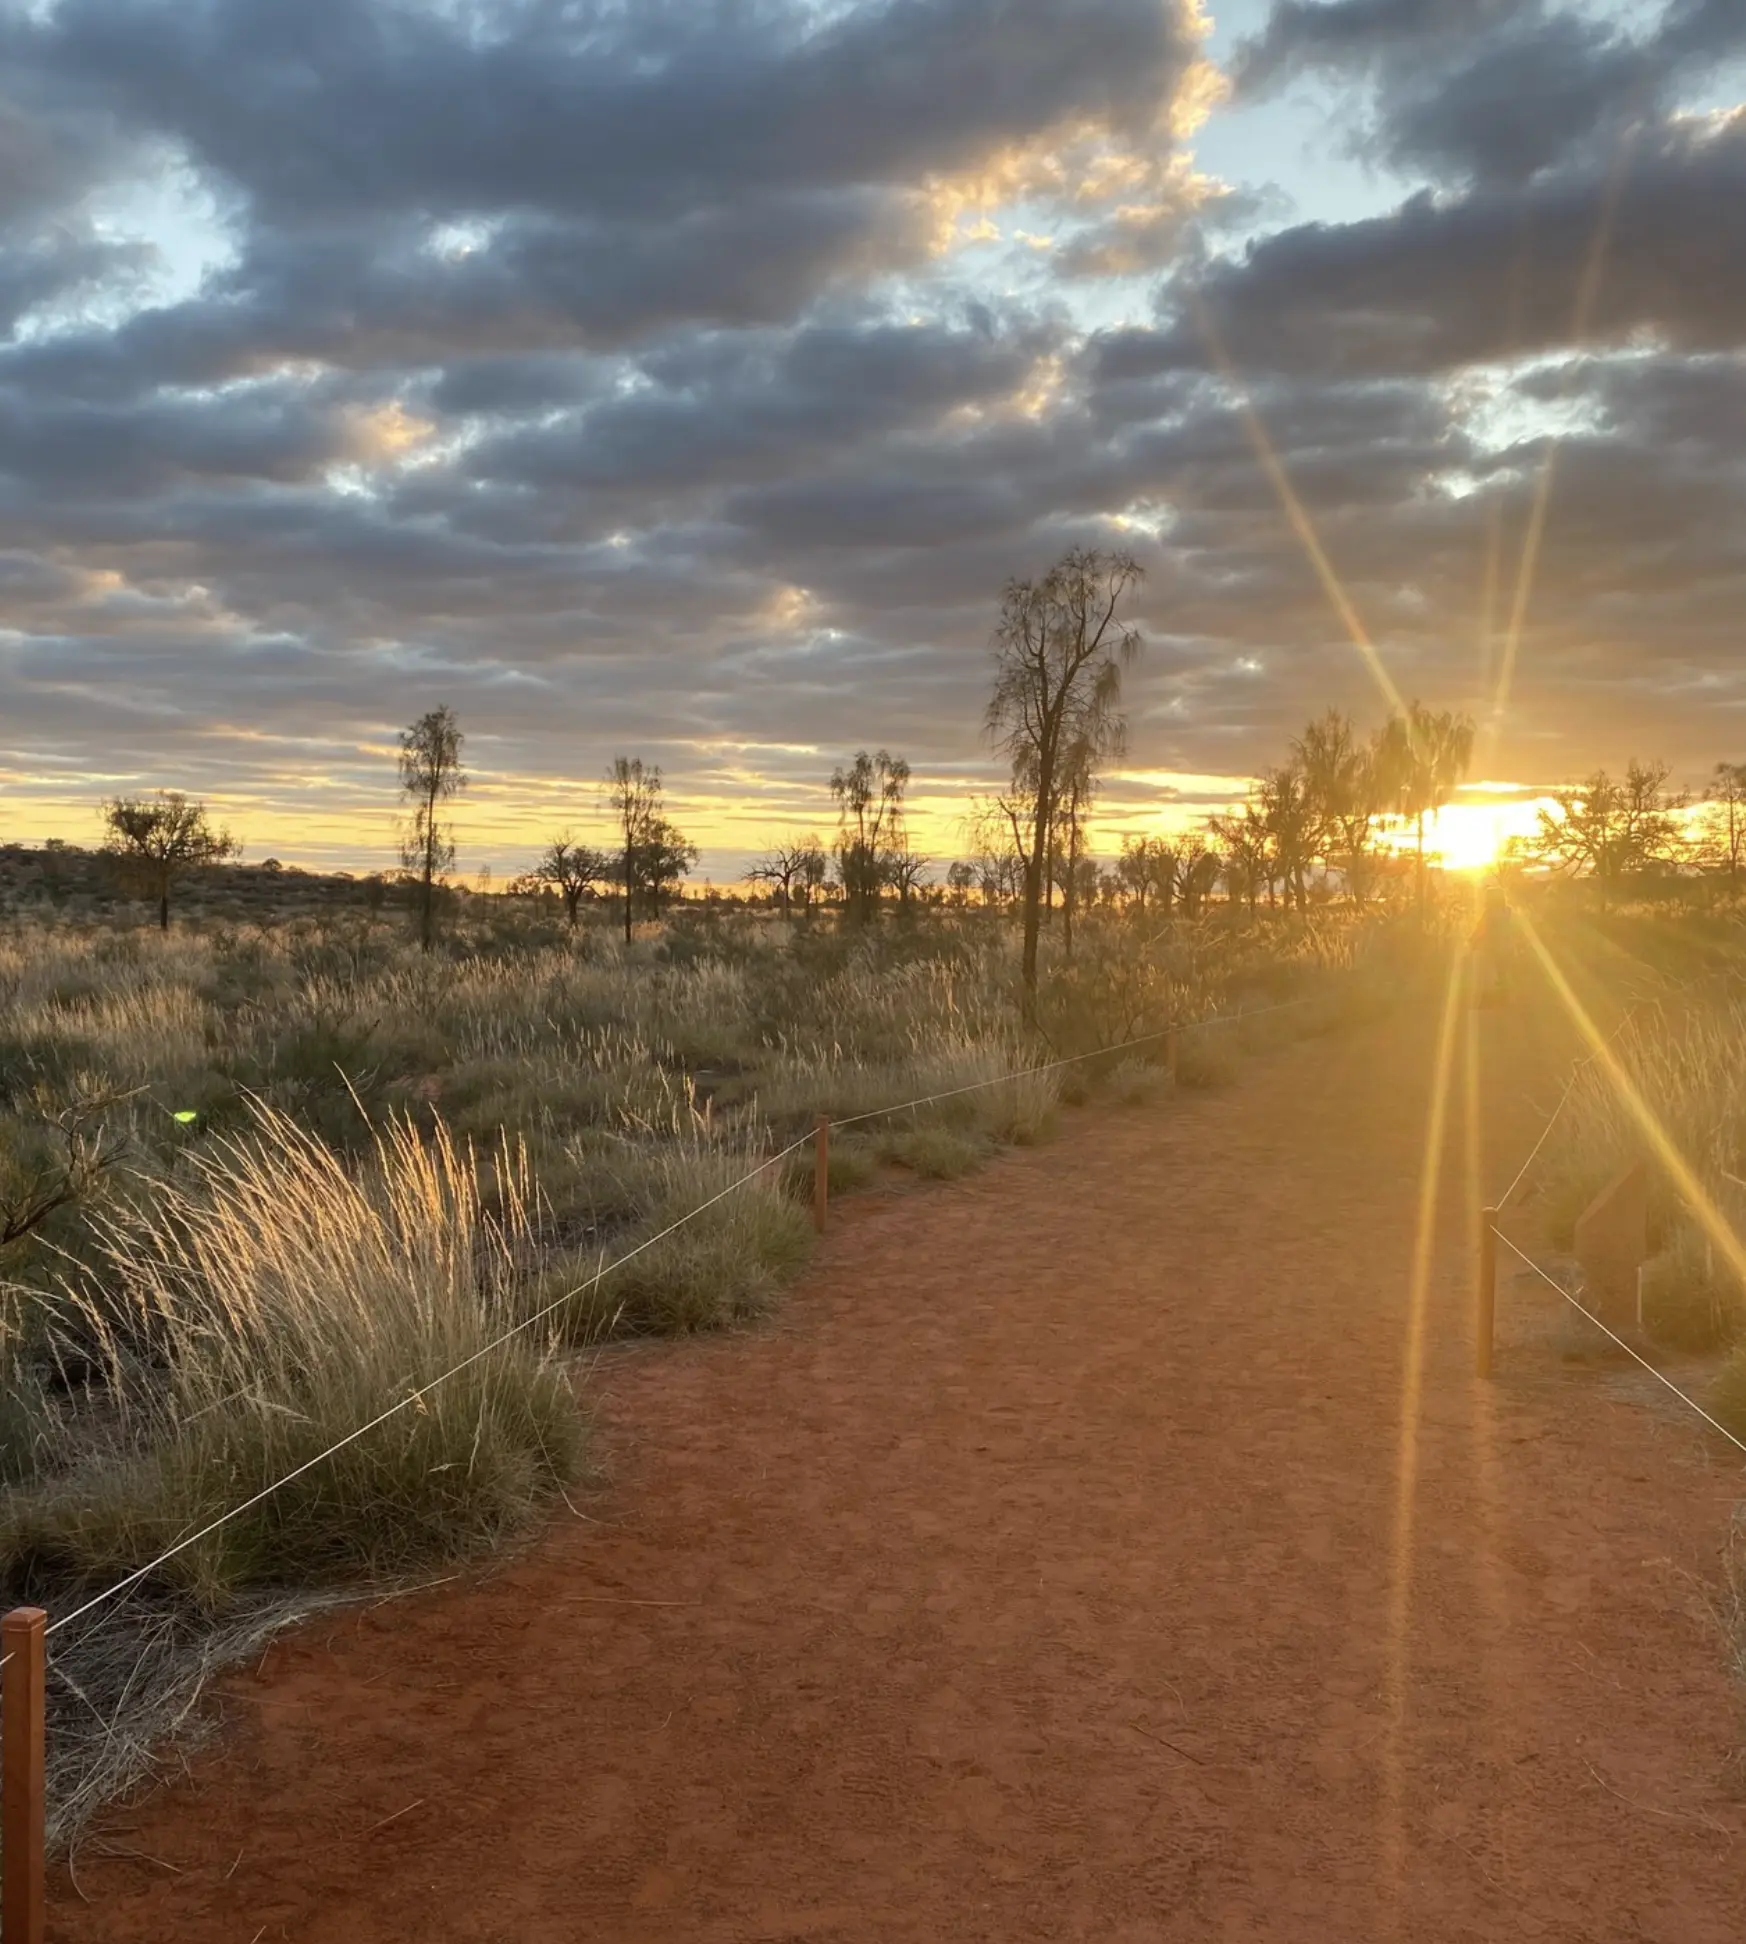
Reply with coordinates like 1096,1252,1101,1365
1495,1003,1643,1212
1490,1230,1746,1460
1479,1006,1744,1465
1,985,1326,1699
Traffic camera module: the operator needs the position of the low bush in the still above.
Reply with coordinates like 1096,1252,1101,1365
879,1124,987,1179
1709,1346,1746,1445
1175,1029,1240,1090
539,1132,813,1339
1638,1223,1745,1353
1,1106,582,1610
1105,1056,1167,1106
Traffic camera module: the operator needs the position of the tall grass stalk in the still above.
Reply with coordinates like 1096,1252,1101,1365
4,1104,581,1609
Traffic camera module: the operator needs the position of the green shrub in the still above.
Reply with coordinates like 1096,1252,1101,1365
879,1125,986,1179
1638,1223,1744,1353
540,1133,813,1339
1709,1347,1746,1444
1175,1029,1239,1090
2,1106,581,1609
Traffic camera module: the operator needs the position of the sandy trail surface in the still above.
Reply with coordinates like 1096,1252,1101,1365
54,974,1746,1942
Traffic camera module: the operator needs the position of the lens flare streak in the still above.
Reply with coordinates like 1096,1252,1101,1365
1377,946,1467,1929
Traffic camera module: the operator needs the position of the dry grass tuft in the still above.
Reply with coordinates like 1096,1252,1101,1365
1638,1222,1745,1353
4,1104,581,1609
879,1124,987,1179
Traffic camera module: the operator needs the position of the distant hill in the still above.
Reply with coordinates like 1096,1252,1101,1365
0,842,392,922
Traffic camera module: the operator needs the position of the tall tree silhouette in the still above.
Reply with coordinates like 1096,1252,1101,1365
398,706,466,953
986,547,1143,1005
830,750,909,925
1379,701,1475,909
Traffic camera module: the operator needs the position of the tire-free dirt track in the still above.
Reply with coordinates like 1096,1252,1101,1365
56,974,1746,1942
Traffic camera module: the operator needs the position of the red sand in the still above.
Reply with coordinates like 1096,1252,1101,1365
53,983,1745,1942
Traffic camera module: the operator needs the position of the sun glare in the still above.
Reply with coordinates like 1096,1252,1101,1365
1395,797,1547,873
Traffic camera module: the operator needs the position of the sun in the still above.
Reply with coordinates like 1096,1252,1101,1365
1412,795,1551,872
1425,803,1510,872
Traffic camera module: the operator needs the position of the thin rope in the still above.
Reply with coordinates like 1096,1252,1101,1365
1491,1227,1746,1460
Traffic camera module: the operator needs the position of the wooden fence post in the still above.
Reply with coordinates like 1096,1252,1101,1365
813,1115,830,1234
3,1606,47,1944
1477,1210,1498,1379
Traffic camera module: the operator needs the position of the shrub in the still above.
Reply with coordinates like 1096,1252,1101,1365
540,1132,812,1339
1542,1003,1746,1249
1105,1056,1166,1107
879,1125,986,1179
1638,1223,1744,1354
2,1106,581,1609
1175,1029,1239,1090
1709,1347,1746,1445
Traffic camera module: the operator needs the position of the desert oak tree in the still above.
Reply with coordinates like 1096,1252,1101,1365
533,836,613,927
830,750,910,925
986,547,1142,1002
100,792,240,930
399,705,466,953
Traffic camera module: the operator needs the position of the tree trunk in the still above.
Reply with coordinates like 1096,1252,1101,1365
421,776,440,954
1063,816,1079,963
158,888,170,932
1020,854,1043,1009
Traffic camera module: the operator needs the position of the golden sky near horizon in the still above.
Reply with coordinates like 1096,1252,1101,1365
0,764,1557,882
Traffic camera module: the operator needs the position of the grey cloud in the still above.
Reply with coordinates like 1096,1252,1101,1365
1234,0,1736,188
459,313,1055,501
1232,0,1511,95
13,0,1197,226
1131,113,1746,381
0,381,367,500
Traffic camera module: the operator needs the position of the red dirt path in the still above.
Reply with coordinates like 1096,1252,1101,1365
55,981,1746,1942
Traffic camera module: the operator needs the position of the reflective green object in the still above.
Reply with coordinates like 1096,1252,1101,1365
172,1110,199,1124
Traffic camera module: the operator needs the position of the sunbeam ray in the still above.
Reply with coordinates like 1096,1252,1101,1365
1191,295,1408,721
1378,945,1467,1933
1462,963,1515,1840
1515,909,1746,1291
1485,134,1637,756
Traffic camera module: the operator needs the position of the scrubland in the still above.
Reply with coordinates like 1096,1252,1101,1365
0,896,1399,1836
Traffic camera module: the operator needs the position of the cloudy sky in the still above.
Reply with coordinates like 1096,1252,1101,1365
1,0,1743,878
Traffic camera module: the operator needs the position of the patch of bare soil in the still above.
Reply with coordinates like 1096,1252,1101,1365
52,977,1745,1942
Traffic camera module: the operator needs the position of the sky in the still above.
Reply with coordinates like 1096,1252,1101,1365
1,0,1743,881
